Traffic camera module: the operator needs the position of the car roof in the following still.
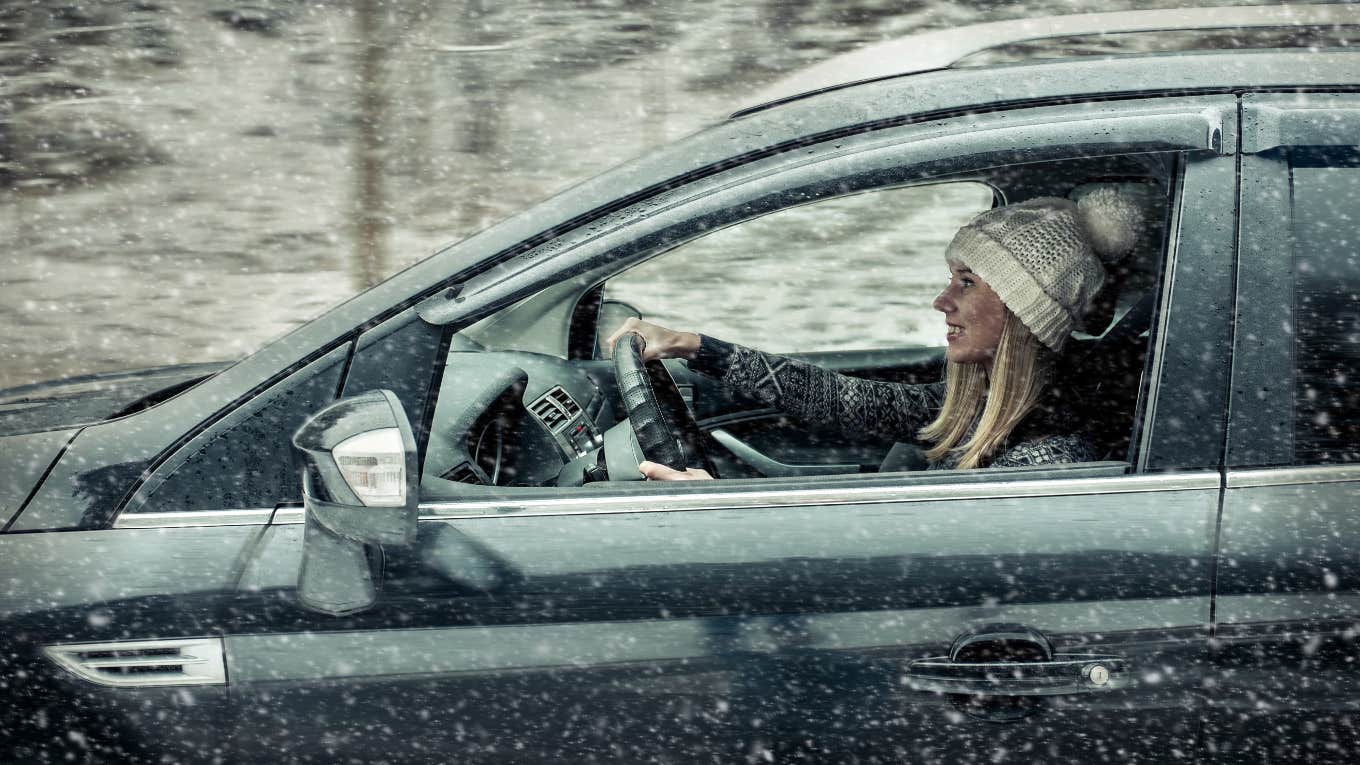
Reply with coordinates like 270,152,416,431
735,3,1360,117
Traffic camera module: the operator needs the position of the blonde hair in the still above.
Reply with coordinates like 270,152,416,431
919,311,1053,469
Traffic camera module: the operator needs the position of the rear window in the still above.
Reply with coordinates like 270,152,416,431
1290,152,1360,464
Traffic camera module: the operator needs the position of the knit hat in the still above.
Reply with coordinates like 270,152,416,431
944,187,1144,351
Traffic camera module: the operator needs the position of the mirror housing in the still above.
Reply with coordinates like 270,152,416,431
291,389,418,616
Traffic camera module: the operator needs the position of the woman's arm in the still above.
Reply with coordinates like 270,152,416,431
602,318,701,362
691,335,945,442
989,434,1099,467
602,320,943,477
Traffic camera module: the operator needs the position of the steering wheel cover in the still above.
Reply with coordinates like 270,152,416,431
611,333,716,476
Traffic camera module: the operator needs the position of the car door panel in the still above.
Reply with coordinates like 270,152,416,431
0,524,259,762
226,470,1215,762
1211,94,1360,763
1211,468,1360,762
219,95,1233,761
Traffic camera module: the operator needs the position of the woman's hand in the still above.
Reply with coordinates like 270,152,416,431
603,318,701,362
638,460,714,481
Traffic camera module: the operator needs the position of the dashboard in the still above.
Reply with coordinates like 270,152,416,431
422,351,616,493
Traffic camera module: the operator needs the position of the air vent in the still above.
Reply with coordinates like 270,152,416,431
44,638,227,688
440,462,485,485
528,386,581,432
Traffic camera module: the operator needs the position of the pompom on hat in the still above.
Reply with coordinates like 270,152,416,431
944,187,1144,351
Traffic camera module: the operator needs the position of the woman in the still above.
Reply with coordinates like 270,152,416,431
606,189,1143,481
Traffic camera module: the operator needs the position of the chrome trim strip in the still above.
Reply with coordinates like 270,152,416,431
273,507,305,525
44,637,227,688
401,472,1218,522
1226,465,1360,489
123,473,1221,529
113,508,274,529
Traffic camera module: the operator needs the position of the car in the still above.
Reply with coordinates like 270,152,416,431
3,4,1359,762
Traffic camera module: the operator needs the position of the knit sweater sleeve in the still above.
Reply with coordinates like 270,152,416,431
689,335,945,441
989,434,1099,468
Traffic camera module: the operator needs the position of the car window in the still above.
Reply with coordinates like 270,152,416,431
419,150,1185,505
124,346,350,514
603,183,995,353
1290,150,1360,464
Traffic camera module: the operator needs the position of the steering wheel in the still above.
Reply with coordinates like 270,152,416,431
612,333,718,478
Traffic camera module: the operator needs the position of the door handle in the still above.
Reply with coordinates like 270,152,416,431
905,622,1130,697
709,428,857,477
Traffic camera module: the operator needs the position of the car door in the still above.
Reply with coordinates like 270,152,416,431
1209,93,1360,763
0,312,449,761
213,95,1235,763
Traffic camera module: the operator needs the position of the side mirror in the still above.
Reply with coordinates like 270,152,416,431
291,389,418,616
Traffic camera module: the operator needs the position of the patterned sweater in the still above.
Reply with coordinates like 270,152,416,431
689,335,1098,471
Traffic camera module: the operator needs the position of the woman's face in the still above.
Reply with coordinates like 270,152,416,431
933,260,1007,367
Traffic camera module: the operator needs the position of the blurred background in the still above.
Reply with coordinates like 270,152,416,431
0,0,1315,389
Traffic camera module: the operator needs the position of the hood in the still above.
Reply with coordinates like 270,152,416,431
0,362,232,437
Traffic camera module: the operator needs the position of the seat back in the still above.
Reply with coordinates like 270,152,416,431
1056,290,1156,461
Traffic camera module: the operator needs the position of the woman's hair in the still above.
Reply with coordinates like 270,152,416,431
919,309,1053,469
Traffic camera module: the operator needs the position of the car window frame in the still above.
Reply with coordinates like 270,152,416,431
102,96,1236,531
1228,92,1360,470
446,96,1233,358
416,95,1238,511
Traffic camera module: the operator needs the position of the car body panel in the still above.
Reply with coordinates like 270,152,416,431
0,362,229,437
1207,92,1360,761
1212,467,1360,761
223,470,1217,761
11,344,351,530
0,428,74,529
0,524,259,761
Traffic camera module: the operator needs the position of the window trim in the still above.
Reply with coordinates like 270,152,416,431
1137,150,1239,472
445,96,1235,359
1226,464,1360,489
408,469,1213,521
110,466,1225,529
